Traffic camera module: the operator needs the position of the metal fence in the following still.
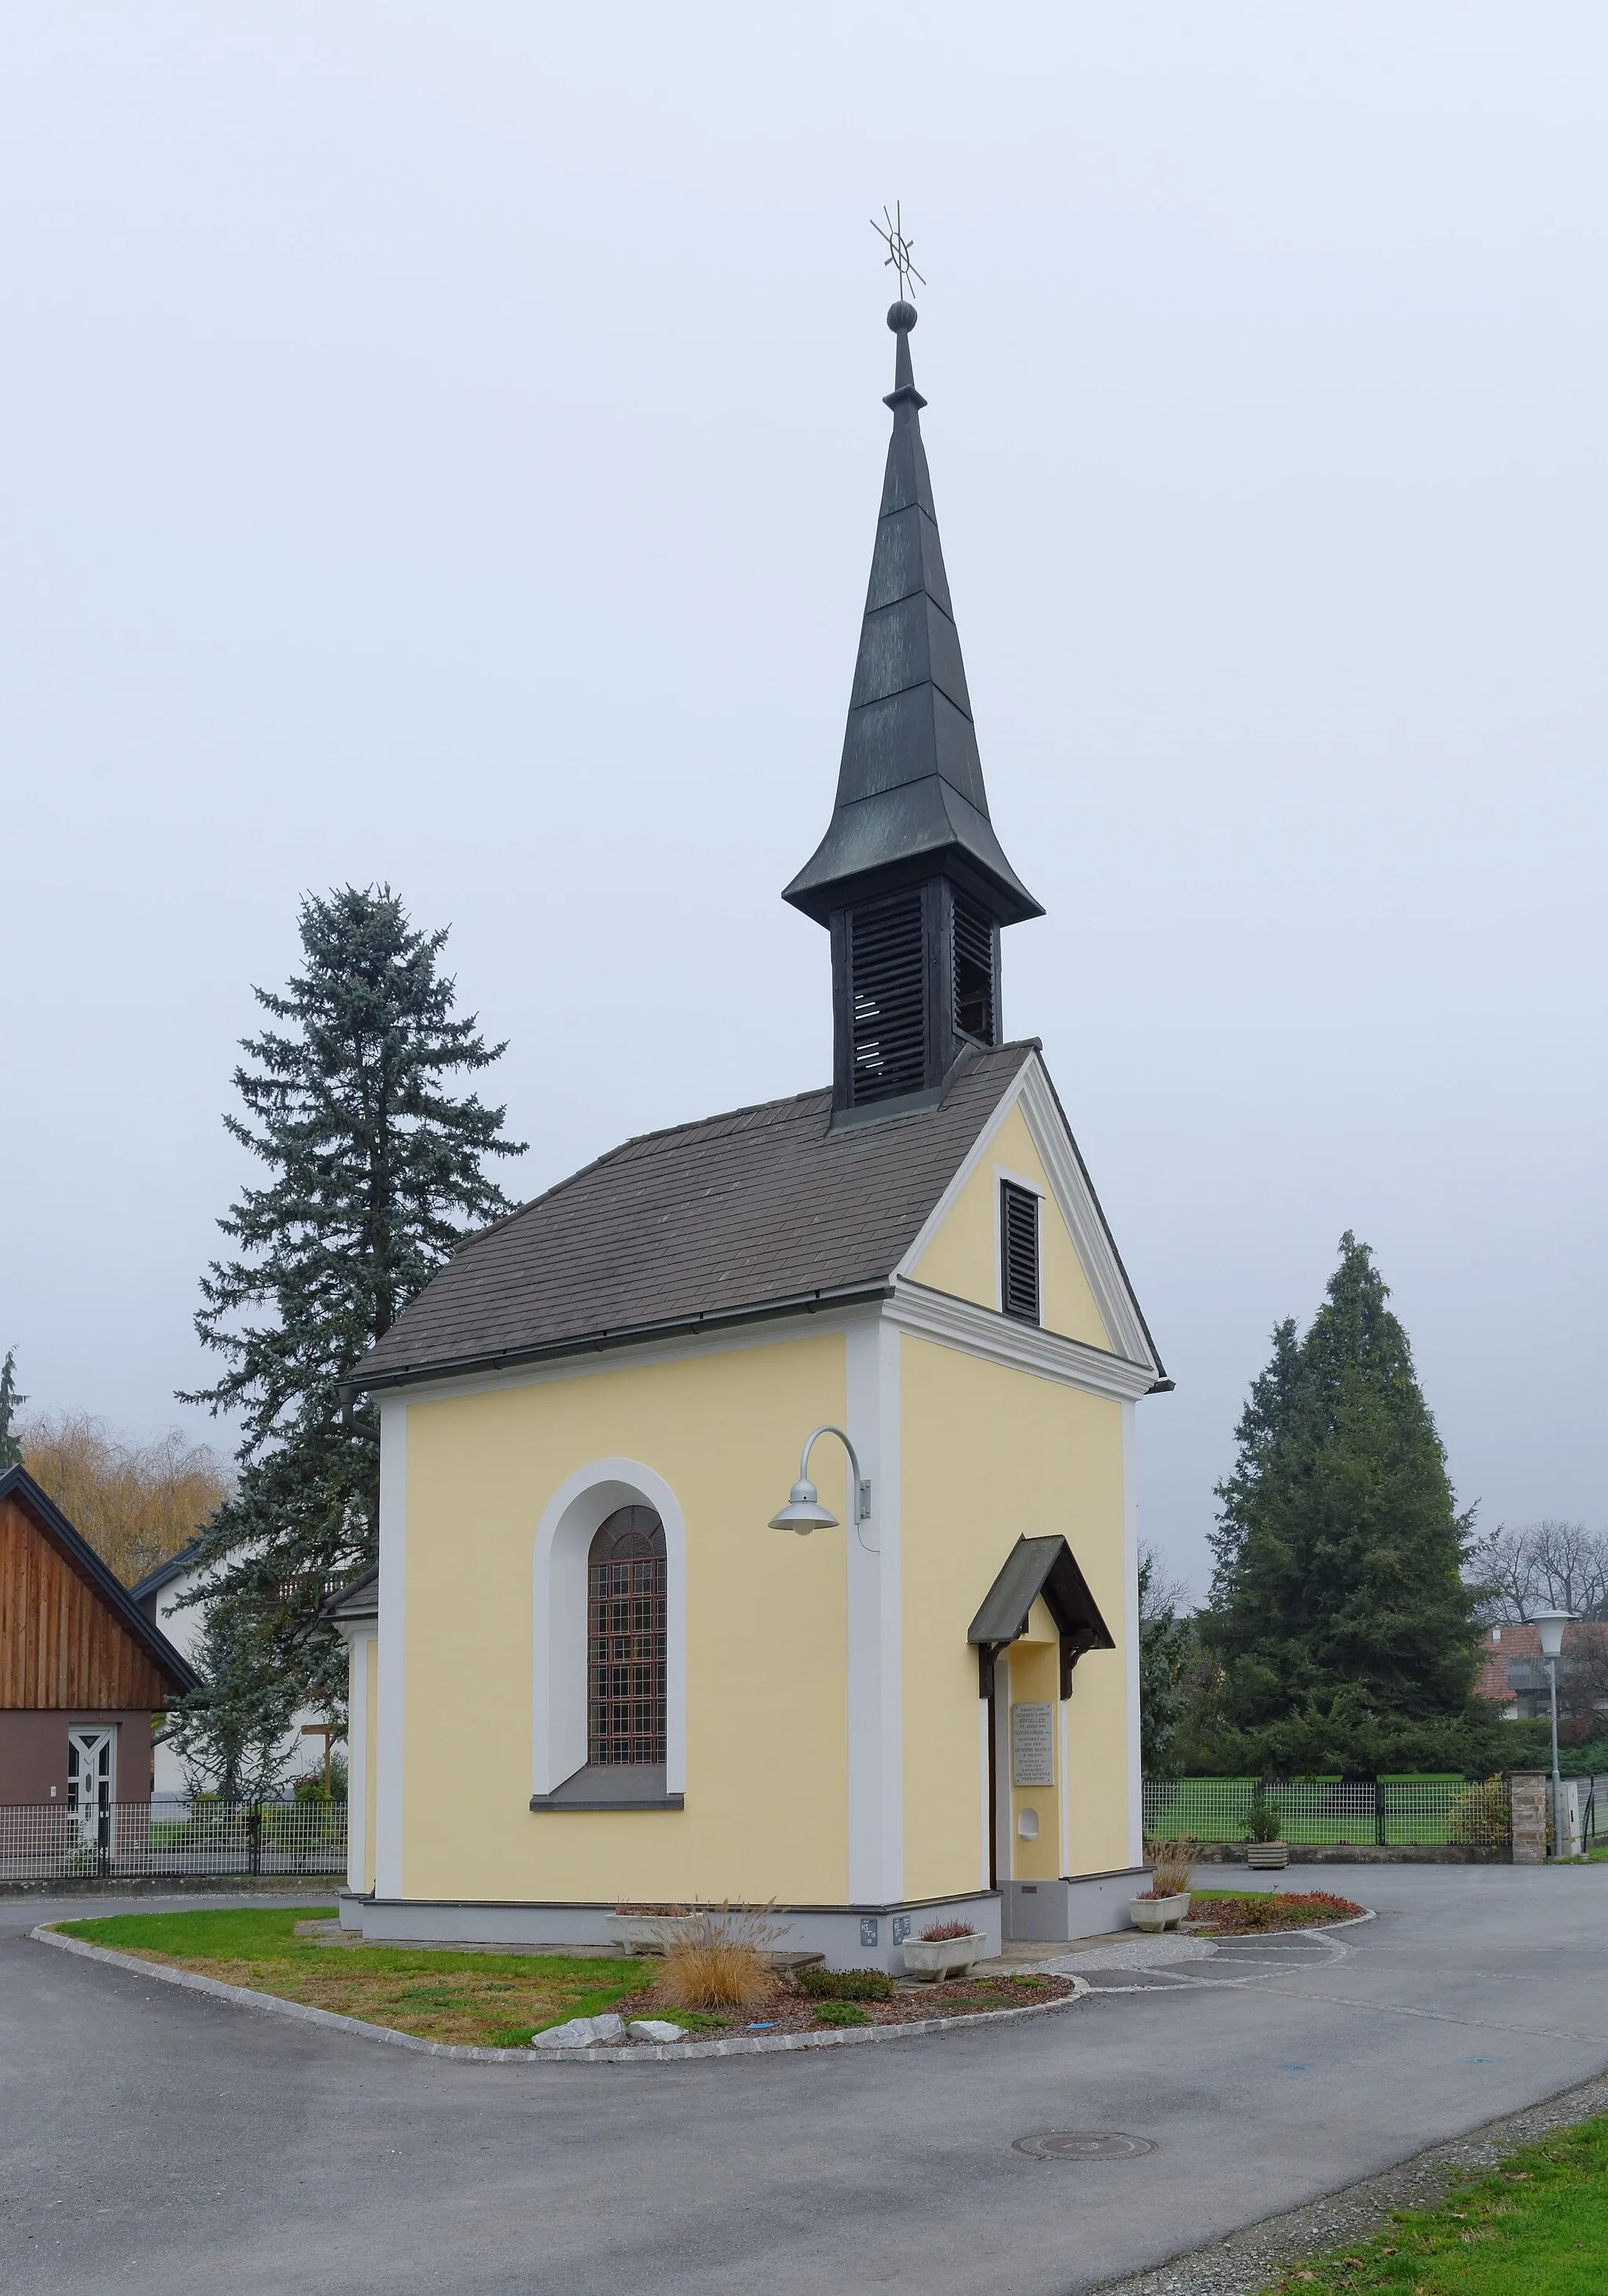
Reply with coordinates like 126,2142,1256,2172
1142,1775,1512,1850
0,1797,347,1885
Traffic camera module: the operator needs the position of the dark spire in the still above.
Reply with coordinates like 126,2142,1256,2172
783,300,1042,929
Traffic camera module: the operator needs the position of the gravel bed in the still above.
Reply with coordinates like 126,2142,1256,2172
609,1970,1080,2035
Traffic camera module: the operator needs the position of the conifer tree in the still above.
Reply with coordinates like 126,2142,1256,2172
1201,1233,1487,1774
177,887,524,1710
0,1350,24,1470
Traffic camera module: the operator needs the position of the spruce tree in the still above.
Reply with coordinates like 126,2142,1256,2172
177,886,524,1710
0,1350,24,1470
1201,1233,1486,1775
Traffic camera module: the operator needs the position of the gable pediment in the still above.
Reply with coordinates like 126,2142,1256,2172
0,1468,198,1711
897,1051,1163,1378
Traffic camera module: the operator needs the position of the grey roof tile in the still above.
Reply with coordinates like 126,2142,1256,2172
353,1042,1036,1389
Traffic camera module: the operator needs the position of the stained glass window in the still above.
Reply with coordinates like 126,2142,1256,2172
587,1506,667,1766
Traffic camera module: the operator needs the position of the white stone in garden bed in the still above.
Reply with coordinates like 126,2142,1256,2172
530,2012,627,2049
627,2019,691,2042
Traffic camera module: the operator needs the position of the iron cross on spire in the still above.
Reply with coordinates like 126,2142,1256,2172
871,203,926,298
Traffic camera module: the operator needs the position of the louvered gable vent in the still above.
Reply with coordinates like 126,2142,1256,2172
1000,1180,1040,1324
848,892,926,1104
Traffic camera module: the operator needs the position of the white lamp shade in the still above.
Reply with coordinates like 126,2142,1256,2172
767,1478,839,1535
1532,1610,1573,1660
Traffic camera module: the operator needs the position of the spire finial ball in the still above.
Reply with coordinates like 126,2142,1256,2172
886,300,918,333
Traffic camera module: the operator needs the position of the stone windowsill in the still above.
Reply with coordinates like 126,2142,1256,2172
529,1763,683,1813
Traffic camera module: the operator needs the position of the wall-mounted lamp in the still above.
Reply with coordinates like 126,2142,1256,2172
768,1425,872,1540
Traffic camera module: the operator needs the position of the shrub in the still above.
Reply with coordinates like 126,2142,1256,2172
1448,1775,1511,1845
1242,1790,1284,1844
918,1920,980,1942
652,1904,784,2013
813,2002,869,2027
796,1966,895,2001
1142,1837,1197,1896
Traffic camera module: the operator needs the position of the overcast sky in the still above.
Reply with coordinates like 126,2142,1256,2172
5,5,1605,1599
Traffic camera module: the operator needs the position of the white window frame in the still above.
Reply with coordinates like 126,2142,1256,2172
531,1459,687,1799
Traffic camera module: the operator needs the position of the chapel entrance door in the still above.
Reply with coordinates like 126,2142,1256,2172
66,1728,115,1856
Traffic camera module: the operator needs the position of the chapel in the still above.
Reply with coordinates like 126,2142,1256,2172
337,290,1170,1962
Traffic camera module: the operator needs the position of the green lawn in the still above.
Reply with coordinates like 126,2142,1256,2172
53,1906,650,2048
1254,2112,1608,2292
1146,1776,1479,1848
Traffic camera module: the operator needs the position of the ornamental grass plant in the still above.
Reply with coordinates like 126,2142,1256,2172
651,1904,785,2013
1142,1837,1198,1897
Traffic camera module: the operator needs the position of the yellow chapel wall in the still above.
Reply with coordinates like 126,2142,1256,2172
1006,1600,1062,1883
898,1332,1131,1900
909,1101,1112,1351
397,1332,852,1907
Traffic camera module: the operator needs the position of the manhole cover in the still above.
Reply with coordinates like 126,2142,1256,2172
1013,2131,1157,2161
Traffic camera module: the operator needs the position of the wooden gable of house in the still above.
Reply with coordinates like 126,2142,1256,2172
0,1469,196,1712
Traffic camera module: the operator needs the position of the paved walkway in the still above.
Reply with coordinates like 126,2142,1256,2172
4,1863,1606,2294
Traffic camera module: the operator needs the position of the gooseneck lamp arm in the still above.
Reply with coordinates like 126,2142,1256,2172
767,1425,874,1546
799,1426,871,1522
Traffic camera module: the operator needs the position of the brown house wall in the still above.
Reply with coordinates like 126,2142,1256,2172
0,1712,155,1805
0,1492,174,1710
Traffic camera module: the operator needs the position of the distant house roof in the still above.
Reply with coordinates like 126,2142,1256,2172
128,1535,206,1613
351,1041,1044,1394
0,1465,200,1699
323,1566,378,1623
1475,1621,1606,1703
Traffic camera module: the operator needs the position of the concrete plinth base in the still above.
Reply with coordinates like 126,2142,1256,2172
1002,1869,1152,1942
336,1889,1003,1973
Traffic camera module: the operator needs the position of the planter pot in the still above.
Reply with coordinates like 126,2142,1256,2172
1128,1892,1191,1933
1245,1842,1290,1871
605,1913,702,1955
901,1932,988,1981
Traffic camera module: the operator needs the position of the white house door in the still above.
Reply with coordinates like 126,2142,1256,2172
66,1728,115,1852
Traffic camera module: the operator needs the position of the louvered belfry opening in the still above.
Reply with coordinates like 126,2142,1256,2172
952,896,997,1046
846,891,926,1104
587,1506,667,1766
1000,1181,1041,1324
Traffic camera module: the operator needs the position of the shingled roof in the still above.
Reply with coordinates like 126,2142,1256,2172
350,1041,1037,1393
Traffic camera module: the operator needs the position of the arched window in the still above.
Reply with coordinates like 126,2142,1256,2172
587,1506,667,1767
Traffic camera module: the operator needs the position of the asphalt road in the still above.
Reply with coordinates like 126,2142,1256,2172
4,1863,1606,2295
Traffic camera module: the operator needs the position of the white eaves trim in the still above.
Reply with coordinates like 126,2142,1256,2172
894,1050,1160,1378
885,1278,1157,1402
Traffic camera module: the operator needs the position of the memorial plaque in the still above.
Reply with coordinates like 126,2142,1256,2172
1010,1700,1054,1787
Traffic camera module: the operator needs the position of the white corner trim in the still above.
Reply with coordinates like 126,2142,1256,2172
845,1313,904,1906
532,1459,689,1798
886,1278,1157,1402
374,1399,407,1900
895,1052,1160,1378
346,1632,371,1893
1120,1400,1142,1867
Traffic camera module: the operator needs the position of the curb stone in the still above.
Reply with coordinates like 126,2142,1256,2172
30,1926,1089,2064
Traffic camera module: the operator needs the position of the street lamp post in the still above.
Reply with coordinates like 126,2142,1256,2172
1531,1610,1573,1858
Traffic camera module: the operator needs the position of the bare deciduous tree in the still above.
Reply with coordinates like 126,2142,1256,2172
19,1413,232,1586
1468,1520,1608,1624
